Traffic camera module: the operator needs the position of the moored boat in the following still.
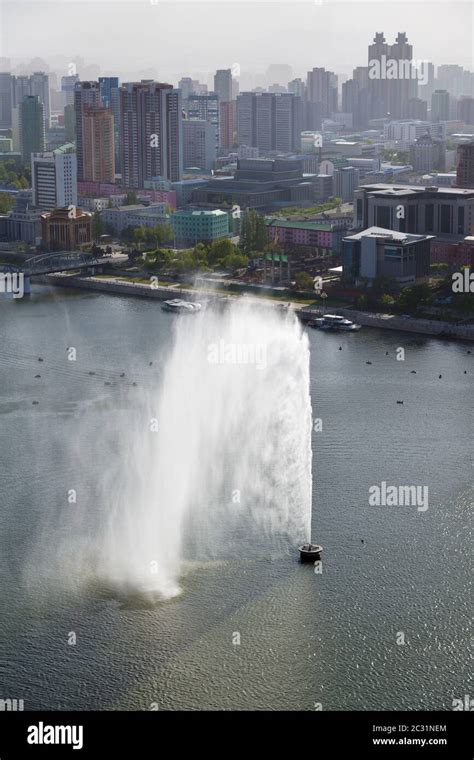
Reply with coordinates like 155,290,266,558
161,298,202,313
310,314,361,331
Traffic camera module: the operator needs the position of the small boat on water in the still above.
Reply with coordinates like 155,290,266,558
161,298,202,314
309,314,361,332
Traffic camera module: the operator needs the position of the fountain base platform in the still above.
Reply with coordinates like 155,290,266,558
299,543,323,562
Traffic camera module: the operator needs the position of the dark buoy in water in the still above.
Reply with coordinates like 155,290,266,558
38,357,43,362
339,346,342,351
366,361,372,365
120,372,125,378
439,374,442,379
411,370,416,374
299,543,323,563
397,400,404,404
35,374,41,378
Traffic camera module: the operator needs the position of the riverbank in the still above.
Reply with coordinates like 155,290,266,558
37,273,474,342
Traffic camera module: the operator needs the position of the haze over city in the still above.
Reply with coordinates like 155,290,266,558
1,0,473,84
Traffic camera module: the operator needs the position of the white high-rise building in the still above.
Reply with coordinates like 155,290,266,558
32,146,77,210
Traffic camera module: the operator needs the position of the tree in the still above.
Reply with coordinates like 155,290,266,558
380,294,395,307
294,272,315,291
223,253,249,272
208,237,235,265
92,211,104,242
254,214,269,251
133,225,146,249
125,191,138,205
239,210,254,255
0,193,14,214
398,282,433,312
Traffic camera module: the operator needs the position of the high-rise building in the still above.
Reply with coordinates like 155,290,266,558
74,81,102,181
458,97,474,127
64,103,75,142
19,95,45,163
178,78,196,101
409,134,445,172
83,107,115,183
185,94,220,151
407,98,428,120
455,142,474,188
0,72,13,128
183,119,216,172
219,100,236,150
431,90,450,122
333,166,360,202
61,74,79,106
120,81,183,188
99,77,121,170
32,145,77,209
367,32,417,120
214,69,232,103
288,78,306,99
12,72,51,129
306,67,338,119
236,92,302,153
30,72,51,128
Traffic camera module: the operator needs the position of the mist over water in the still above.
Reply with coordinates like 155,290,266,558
27,302,312,601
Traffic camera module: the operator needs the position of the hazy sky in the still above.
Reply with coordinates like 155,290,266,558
1,0,473,84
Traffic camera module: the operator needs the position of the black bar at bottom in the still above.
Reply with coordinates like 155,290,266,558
0,711,471,757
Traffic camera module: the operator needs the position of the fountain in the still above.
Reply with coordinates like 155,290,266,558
29,300,315,600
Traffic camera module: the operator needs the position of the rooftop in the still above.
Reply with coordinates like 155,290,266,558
344,226,435,244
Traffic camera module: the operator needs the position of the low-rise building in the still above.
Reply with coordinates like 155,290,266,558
342,226,433,284
266,218,346,253
431,236,474,267
40,206,92,250
354,182,474,239
100,203,168,234
170,208,230,247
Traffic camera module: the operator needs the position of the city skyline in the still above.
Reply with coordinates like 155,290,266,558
1,1,473,82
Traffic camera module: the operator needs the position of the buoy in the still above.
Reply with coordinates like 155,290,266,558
439,374,442,379
299,543,323,563
38,357,43,362
366,361,372,365
411,370,416,374
35,374,41,379
120,373,125,378
397,400,404,404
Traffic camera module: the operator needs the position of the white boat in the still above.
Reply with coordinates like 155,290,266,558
161,298,202,313
311,314,361,332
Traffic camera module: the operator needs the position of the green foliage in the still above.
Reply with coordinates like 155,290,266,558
125,191,138,205
294,272,315,291
397,282,433,311
0,192,15,214
92,211,104,242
